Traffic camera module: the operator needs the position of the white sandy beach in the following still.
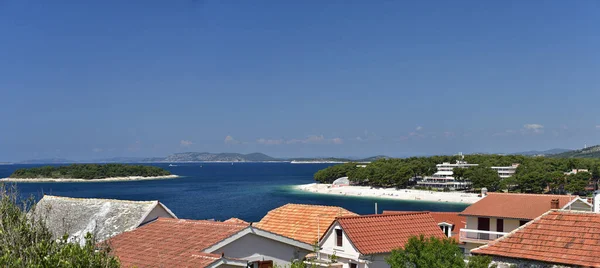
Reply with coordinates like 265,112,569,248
0,175,180,183
295,183,481,204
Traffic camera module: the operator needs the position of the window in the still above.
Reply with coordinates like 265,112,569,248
496,219,504,232
519,220,528,226
335,229,343,247
350,263,357,268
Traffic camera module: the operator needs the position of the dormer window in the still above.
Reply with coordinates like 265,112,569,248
335,229,343,247
438,222,453,237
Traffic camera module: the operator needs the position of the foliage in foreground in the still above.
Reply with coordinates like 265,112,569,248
10,163,171,180
0,185,120,267
385,235,494,268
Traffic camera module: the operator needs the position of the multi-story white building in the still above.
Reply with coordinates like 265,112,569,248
417,160,478,190
490,164,519,178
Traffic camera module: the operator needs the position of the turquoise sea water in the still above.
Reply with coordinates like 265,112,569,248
0,163,468,222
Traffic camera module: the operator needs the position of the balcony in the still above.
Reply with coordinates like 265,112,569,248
459,229,508,244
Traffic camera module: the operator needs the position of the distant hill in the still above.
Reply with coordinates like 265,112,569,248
549,145,600,158
19,158,76,164
513,148,571,156
93,157,148,163
151,152,278,162
360,155,390,162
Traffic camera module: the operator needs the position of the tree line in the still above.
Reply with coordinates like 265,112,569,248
314,155,600,194
10,164,171,180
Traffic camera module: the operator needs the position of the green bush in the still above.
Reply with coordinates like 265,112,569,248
0,184,120,267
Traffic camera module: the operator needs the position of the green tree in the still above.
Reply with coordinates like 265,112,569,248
498,176,518,192
464,166,501,191
385,235,465,268
467,255,495,268
0,185,120,267
565,172,591,194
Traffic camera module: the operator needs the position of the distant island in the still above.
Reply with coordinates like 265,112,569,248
141,152,389,163
11,146,600,165
1,164,177,182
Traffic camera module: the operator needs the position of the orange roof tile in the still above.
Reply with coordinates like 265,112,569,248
336,212,446,255
255,203,357,244
382,211,466,242
109,218,247,268
223,217,250,225
460,193,580,220
472,210,600,267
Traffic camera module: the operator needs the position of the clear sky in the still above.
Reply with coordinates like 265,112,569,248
1,1,599,161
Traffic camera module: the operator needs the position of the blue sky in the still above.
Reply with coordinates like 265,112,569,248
1,1,599,161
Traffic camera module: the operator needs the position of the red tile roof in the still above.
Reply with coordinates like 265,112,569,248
109,218,247,268
255,203,358,244
460,193,580,220
472,210,600,267
336,212,446,255
382,211,466,242
223,217,249,225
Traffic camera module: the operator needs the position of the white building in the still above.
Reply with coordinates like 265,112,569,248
315,213,446,268
490,164,519,178
417,160,478,190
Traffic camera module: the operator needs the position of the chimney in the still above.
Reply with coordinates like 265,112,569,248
550,199,560,210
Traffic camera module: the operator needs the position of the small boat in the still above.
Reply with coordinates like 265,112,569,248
169,164,177,167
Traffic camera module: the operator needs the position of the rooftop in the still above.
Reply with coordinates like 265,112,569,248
255,203,357,244
472,210,600,267
109,218,247,268
459,193,580,220
382,211,466,242
223,217,249,225
32,195,176,243
335,212,446,255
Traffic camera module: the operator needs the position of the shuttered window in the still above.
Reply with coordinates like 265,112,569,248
336,229,343,247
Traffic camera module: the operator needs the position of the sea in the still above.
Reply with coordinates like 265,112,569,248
0,163,468,222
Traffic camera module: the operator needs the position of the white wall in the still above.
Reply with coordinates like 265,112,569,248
320,222,360,261
465,216,522,233
141,204,175,224
213,233,311,266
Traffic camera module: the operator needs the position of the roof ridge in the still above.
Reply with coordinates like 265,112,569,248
338,212,430,220
157,218,248,227
486,192,575,198
43,195,157,204
281,203,353,209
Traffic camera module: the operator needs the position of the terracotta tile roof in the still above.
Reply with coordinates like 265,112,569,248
472,210,600,267
460,193,579,220
109,218,247,268
382,211,466,242
336,212,446,255
255,203,358,244
223,217,249,225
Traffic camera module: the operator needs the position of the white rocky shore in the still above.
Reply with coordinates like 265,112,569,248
0,174,180,183
295,183,481,204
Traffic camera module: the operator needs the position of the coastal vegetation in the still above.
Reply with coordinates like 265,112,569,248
314,155,600,194
9,164,171,180
0,185,120,267
385,235,493,268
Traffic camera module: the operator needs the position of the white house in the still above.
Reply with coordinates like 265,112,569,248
315,212,446,268
109,217,315,268
458,193,592,254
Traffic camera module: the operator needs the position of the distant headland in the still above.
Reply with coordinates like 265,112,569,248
0,164,177,183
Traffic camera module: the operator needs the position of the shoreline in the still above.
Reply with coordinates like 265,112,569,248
0,175,180,183
294,183,481,204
